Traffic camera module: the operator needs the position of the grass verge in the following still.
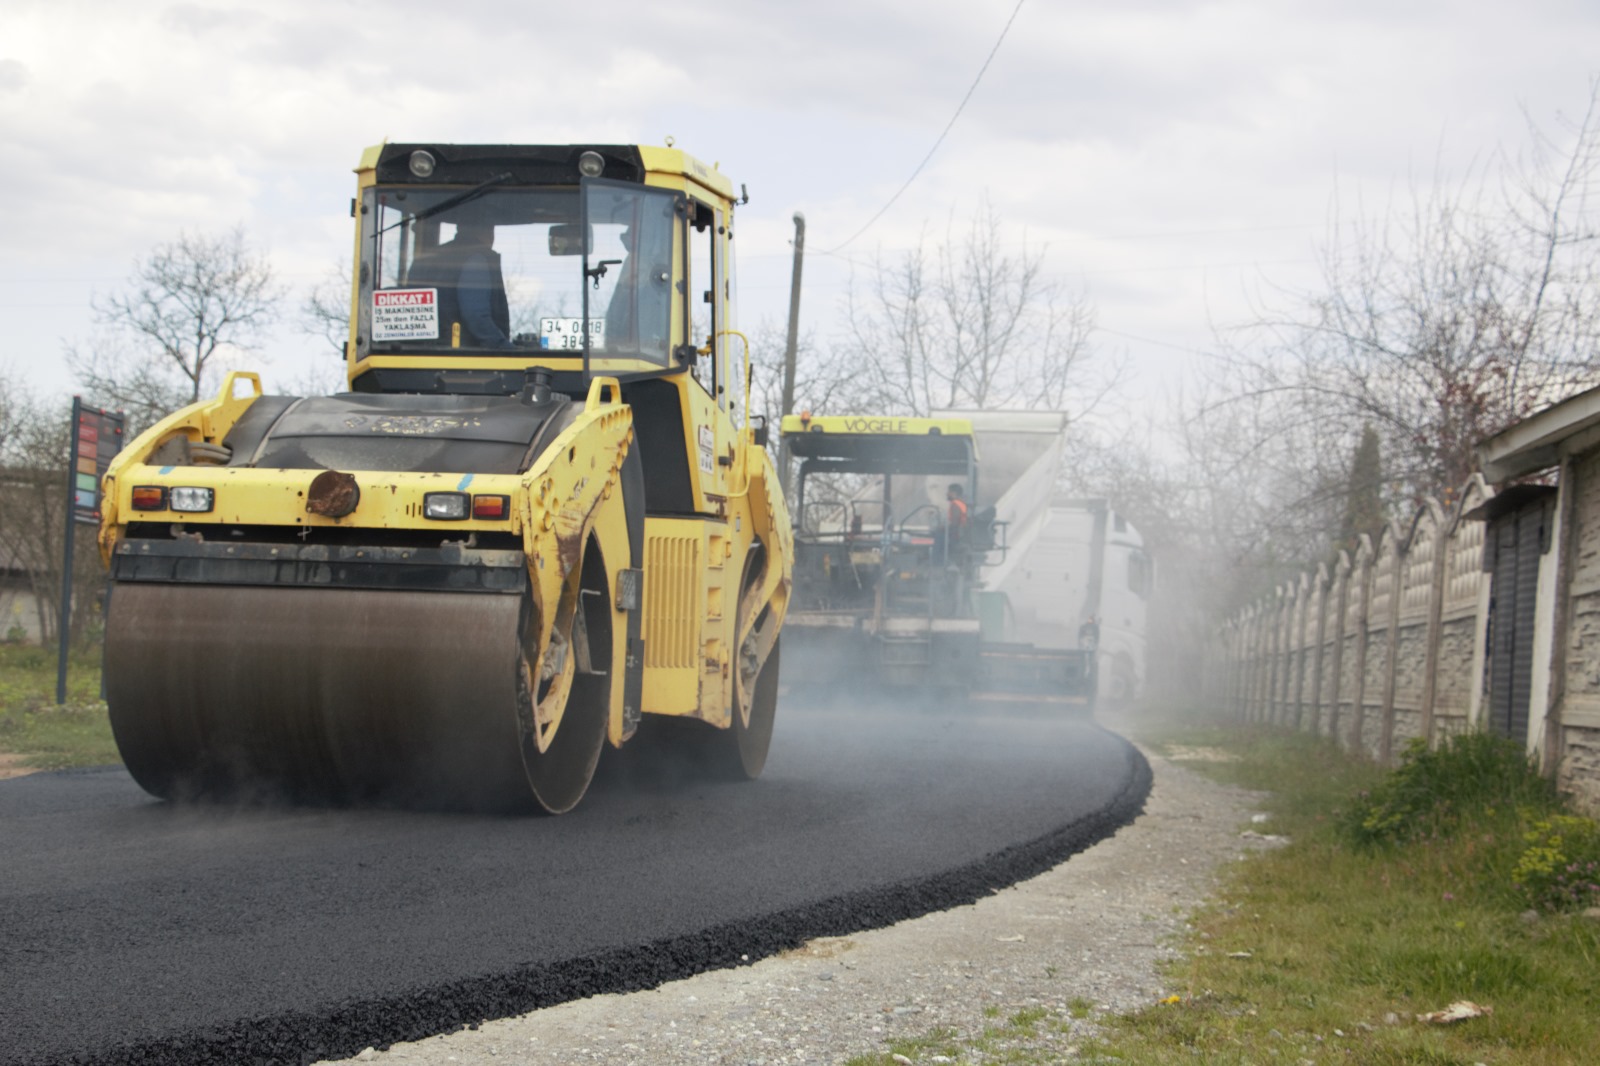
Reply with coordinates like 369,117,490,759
851,714,1600,1066
0,642,117,771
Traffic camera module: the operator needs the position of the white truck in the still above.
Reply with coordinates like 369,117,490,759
939,410,1152,705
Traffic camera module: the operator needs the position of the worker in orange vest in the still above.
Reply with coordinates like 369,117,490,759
945,483,969,561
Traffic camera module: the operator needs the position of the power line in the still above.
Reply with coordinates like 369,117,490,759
822,0,1029,255
1096,327,1224,359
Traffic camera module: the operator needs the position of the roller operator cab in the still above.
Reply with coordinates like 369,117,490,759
97,144,792,813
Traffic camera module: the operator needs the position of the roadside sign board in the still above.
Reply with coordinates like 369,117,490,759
69,399,125,525
57,397,124,704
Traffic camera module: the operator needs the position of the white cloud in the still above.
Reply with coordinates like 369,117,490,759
1,0,1597,403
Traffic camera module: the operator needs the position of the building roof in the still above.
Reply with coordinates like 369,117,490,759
1478,383,1600,482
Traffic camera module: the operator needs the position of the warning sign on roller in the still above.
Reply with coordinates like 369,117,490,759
372,289,439,341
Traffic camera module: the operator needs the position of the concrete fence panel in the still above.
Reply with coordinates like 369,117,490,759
1366,524,1402,762
1303,566,1328,735
1557,452,1600,812
1247,601,1267,723
1435,475,1491,739
1321,553,1351,739
1395,499,1446,752
1342,536,1375,753
1282,579,1306,727
1270,586,1290,725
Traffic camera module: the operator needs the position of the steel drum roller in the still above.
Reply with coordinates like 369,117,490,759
106,584,535,809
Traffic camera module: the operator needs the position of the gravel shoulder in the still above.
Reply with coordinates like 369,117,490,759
326,718,1269,1066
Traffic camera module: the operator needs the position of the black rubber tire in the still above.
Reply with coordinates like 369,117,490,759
703,543,779,780
517,545,612,814
520,672,609,814
722,636,780,779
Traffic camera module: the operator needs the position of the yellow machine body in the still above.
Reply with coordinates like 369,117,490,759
99,144,791,812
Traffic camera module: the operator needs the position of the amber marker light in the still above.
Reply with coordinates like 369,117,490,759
131,486,166,511
472,495,510,520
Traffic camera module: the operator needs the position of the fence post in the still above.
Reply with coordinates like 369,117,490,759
1378,526,1404,765
1326,553,1350,741
1347,535,1374,754
1418,498,1450,746
1307,565,1328,737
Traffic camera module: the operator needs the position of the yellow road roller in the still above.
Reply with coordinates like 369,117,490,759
97,143,792,812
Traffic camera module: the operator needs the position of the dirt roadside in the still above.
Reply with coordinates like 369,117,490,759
323,719,1269,1066
0,752,39,780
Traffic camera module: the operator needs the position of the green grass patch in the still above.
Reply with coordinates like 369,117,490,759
1342,733,1561,846
847,714,1600,1064
0,642,118,771
1109,721,1600,1065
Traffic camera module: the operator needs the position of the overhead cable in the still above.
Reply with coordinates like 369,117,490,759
822,0,1030,255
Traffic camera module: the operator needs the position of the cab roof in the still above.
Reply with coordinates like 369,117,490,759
356,143,735,200
781,414,976,476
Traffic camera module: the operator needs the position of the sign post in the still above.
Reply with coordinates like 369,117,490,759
56,398,124,705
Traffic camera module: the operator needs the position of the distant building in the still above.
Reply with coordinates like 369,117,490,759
1,540,45,643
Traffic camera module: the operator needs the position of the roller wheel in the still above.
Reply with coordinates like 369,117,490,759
724,638,780,779
515,542,611,813
709,549,781,780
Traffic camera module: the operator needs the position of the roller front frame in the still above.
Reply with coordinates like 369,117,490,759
97,380,789,806
99,381,642,807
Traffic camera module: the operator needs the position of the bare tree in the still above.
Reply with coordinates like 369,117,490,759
842,198,1106,417
1228,82,1600,505
746,320,856,429
1092,84,1600,703
1059,368,1356,702
299,261,352,357
0,382,104,645
285,262,357,397
69,228,283,429
745,318,865,505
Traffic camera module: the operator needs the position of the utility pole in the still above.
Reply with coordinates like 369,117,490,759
778,211,805,497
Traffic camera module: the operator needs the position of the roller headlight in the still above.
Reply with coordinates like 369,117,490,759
423,492,469,520
168,487,215,513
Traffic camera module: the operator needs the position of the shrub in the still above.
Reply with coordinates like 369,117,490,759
1341,732,1558,846
1513,812,1600,912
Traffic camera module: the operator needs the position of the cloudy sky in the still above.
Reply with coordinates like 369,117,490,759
4,0,1599,409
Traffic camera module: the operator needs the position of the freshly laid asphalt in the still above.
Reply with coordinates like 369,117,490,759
0,699,1150,1066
